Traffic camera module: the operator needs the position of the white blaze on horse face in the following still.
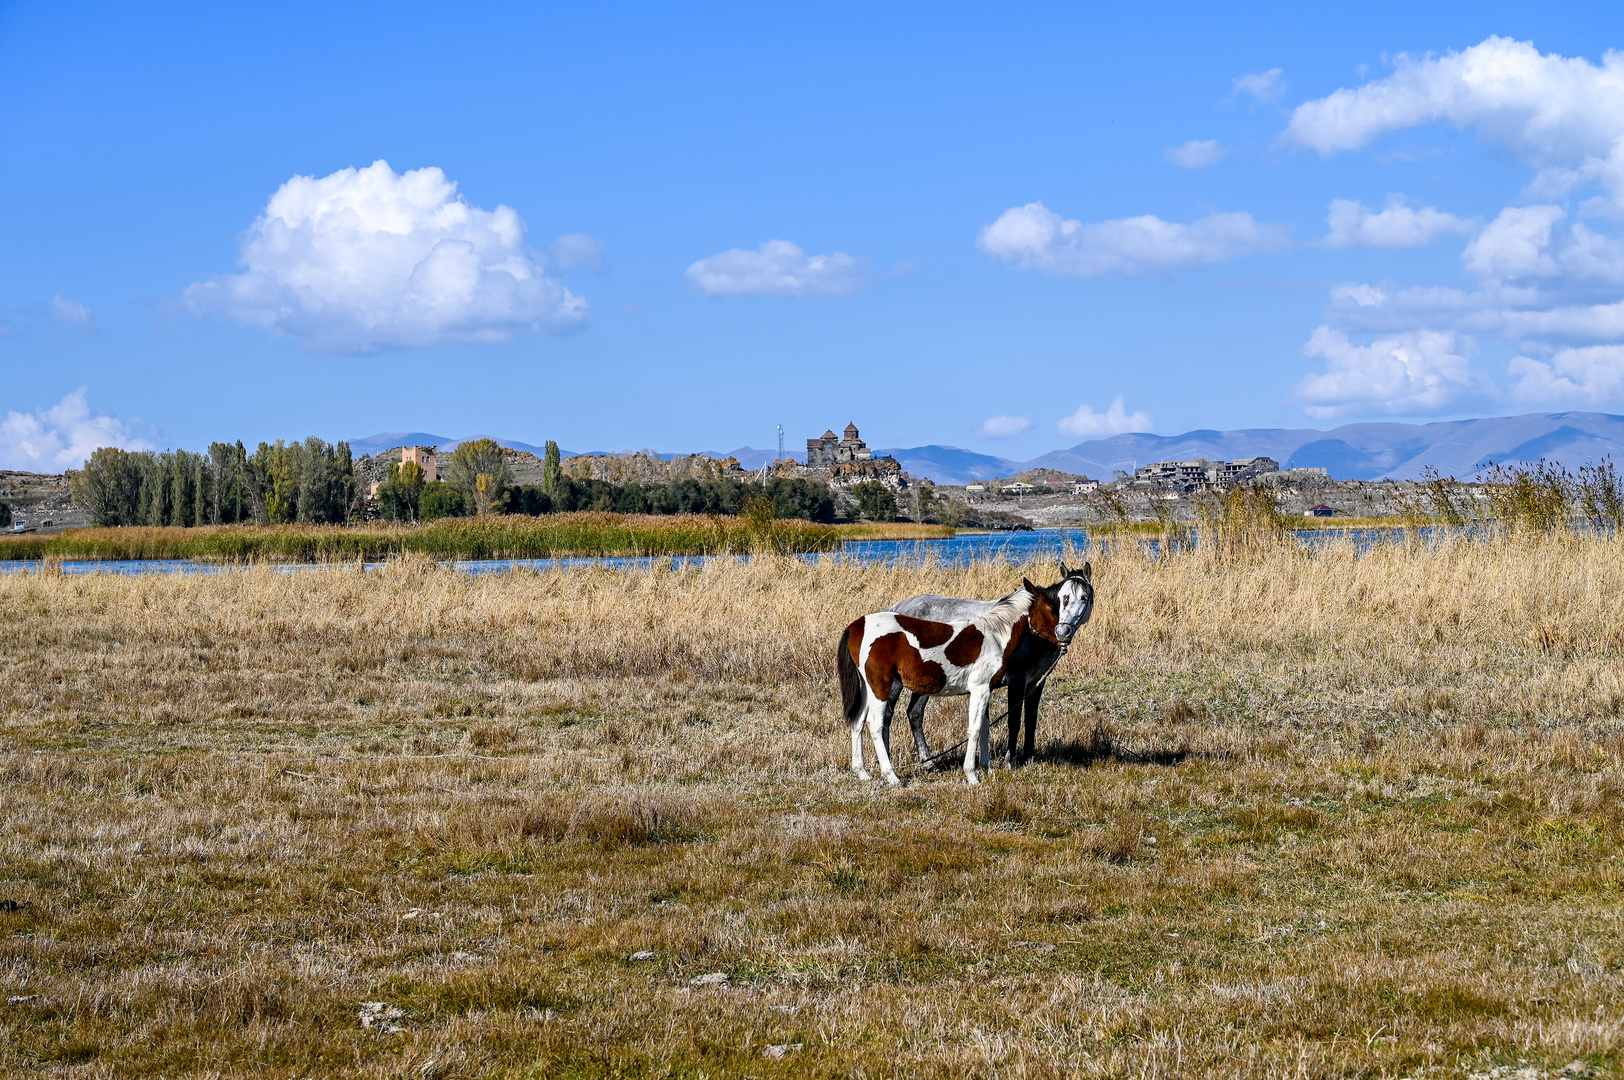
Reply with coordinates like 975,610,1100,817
1056,579,1092,642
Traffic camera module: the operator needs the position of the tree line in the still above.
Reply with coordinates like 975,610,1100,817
70,436,875,527
72,439,357,527
375,439,844,523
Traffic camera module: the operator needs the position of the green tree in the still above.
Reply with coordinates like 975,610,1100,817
445,438,512,515
73,447,149,526
852,480,898,522
766,477,836,522
376,461,427,522
542,440,563,497
0,502,11,529
419,482,467,521
253,441,297,524
503,485,552,516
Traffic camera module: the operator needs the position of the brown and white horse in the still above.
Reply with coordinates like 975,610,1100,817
836,580,1063,785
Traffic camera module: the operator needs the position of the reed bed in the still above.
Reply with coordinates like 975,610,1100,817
1,534,1621,1077
0,512,870,562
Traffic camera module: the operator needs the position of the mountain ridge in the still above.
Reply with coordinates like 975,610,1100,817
349,411,1624,486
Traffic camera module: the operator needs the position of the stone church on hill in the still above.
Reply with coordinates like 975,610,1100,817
805,422,874,466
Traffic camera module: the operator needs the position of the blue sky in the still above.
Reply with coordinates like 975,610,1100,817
5,1,1624,469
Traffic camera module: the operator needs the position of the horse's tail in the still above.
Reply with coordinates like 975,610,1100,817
837,622,866,725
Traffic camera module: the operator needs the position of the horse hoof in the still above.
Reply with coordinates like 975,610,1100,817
965,773,980,786
884,773,902,786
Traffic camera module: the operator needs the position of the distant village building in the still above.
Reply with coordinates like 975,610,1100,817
805,422,874,466
369,445,438,498
1135,456,1280,489
1306,504,1336,517
402,445,438,483
1137,460,1211,486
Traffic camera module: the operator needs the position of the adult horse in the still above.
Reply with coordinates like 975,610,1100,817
888,562,1093,768
837,579,1065,785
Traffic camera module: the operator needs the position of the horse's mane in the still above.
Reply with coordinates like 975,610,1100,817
978,587,1037,641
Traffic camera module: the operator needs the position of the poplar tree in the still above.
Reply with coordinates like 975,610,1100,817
543,440,563,497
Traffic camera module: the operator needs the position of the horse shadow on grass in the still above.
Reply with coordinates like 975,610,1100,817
1033,721,1190,769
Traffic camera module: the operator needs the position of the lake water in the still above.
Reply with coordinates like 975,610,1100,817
0,525,1438,576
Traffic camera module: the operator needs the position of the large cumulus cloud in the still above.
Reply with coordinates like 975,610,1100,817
1285,37,1624,414
185,161,589,354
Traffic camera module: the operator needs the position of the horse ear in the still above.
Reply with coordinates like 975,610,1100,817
1059,560,1070,578
1081,561,1092,583
1022,577,1038,594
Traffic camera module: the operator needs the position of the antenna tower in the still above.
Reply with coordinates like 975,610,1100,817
776,424,785,464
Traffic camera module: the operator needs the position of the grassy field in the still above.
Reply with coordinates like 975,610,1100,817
1,536,1621,1078
0,516,952,563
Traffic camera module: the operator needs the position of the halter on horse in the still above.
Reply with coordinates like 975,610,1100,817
837,579,1066,785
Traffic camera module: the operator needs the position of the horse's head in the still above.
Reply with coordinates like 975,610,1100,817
1052,561,1094,645
1020,576,1064,645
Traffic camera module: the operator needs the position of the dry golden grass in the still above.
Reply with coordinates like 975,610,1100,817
1,536,1622,1078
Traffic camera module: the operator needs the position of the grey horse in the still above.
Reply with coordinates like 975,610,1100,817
885,562,1093,767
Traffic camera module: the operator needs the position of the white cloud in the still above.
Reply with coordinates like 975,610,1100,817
1461,205,1566,278
978,202,1287,276
1283,37,1624,198
1282,37,1624,413
1509,345,1624,404
1293,326,1488,418
548,233,607,273
46,295,95,329
1057,396,1154,439
183,160,587,354
0,389,151,471
685,240,866,297
1330,282,1391,307
1324,197,1474,248
1165,139,1226,169
979,415,1037,439
1234,68,1287,103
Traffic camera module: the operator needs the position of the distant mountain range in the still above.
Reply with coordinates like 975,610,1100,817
1018,412,1624,483
350,411,1624,486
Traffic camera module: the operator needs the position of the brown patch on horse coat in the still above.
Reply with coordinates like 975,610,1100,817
865,632,948,697
1027,593,1060,643
944,624,984,667
846,616,866,665
894,613,954,649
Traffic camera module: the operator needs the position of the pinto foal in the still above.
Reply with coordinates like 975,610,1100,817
836,580,1063,785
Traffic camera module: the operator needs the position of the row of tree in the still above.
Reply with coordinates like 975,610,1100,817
70,435,900,527
72,438,357,527
376,461,844,524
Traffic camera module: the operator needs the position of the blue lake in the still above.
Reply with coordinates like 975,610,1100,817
0,525,1435,576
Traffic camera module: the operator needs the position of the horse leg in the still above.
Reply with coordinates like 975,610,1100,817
906,692,933,763
879,679,903,760
1004,671,1026,769
865,695,902,786
849,691,873,781
1023,682,1046,764
963,687,990,785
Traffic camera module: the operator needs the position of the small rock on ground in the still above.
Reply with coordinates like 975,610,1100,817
690,972,730,988
359,1001,406,1033
628,950,657,961
763,1044,803,1059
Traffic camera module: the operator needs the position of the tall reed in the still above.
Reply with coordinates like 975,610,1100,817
0,513,855,562
1194,483,1290,559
